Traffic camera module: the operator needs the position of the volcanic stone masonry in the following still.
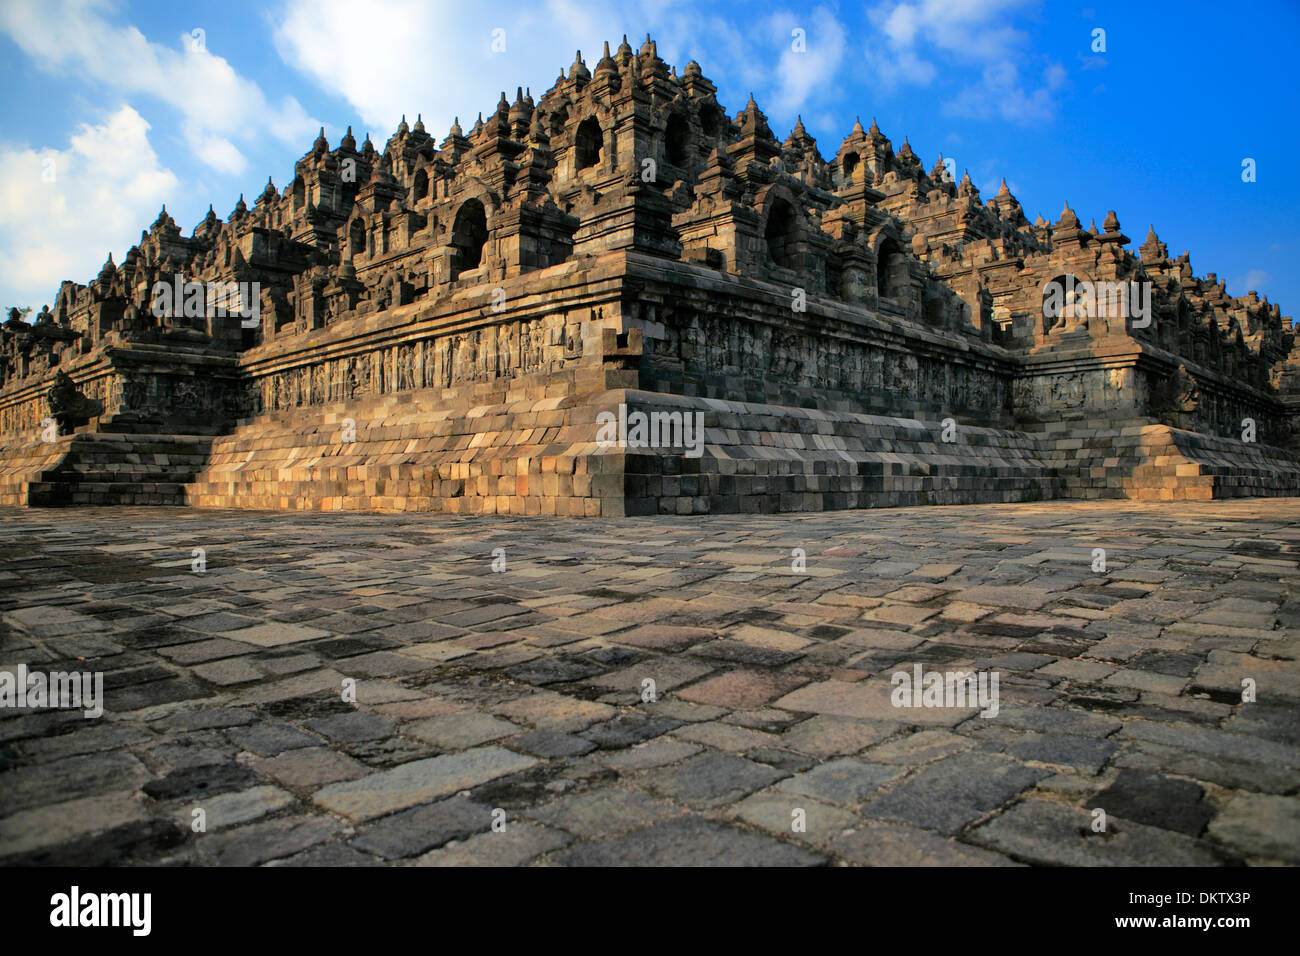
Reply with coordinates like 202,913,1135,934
3,36,1299,515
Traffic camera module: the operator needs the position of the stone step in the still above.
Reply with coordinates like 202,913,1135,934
10,432,215,507
27,479,191,507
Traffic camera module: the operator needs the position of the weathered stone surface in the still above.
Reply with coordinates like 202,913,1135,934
553,817,825,867
1091,769,1213,835
508,728,597,758
413,823,572,866
1205,792,1300,863
863,752,1050,835
198,785,295,830
196,816,340,866
523,789,681,838
733,792,859,845
774,679,977,725
252,746,369,789
0,791,150,860
3,499,1300,866
777,758,901,805
830,823,1022,866
1004,733,1117,775
676,670,808,710
968,799,1230,866
643,752,787,808
779,715,897,757
580,715,683,750
2,751,150,812
227,721,324,756
350,796,494,859
312,747,538,820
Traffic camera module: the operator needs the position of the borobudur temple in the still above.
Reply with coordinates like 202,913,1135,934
2,36,1298,515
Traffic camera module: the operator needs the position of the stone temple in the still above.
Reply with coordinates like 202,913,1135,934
2,36,1298,515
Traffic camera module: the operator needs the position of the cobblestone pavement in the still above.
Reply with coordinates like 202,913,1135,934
1,500,1298,867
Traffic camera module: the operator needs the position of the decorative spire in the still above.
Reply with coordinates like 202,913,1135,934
340,125,356,151
570,50,589,82
1057,201,1080,229
1140,224,1167,260
737,93,770,137
151,205,176,230
928,154,950,184
413,113,425,134
595,40,616,75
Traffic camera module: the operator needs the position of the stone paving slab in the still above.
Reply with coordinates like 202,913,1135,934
1,499,1298,866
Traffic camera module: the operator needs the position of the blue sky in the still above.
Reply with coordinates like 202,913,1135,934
2,0,1297,320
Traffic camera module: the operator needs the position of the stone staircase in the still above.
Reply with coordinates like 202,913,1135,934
621,392,1065,514
0,430,213,506
1028,419,1300,500
184,389,616,515
2,397,1295,513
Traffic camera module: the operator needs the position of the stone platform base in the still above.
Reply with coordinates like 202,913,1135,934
1034,420,1300,501
619,392,1062,514
182,389,1064,514
185,389,622,515
0,431,212,506
4,390,1297,513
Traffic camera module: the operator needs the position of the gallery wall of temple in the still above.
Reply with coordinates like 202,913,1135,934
1,36,1295,452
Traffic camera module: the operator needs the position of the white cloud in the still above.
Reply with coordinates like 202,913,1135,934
274,0,662,135
1237,269,1270,296
0,0,319,174
863,0,1065,124
271,0,845,142
945,61,1059,124
0,105,179,310
762,7,849,118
